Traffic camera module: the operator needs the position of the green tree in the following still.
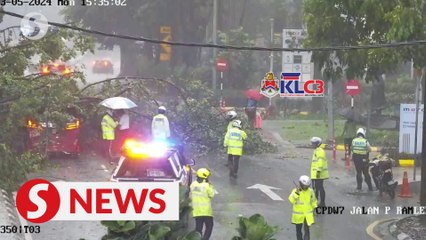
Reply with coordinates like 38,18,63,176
0,10,92,189
63,1,211,73
303,0,401,111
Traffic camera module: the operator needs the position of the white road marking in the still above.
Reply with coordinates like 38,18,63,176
101,164,109,172
12,192,33,240
247,184,284,201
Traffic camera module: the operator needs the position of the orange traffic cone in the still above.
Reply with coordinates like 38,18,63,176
399,171,413,198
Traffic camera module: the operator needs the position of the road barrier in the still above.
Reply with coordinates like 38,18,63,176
399,171,413,198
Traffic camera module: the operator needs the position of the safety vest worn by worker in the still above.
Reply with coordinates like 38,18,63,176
310,146,329,180
227,121,233,132
151,114,170,139
101,114,118,140
190,180,215,217
288,188,317,226
352,137,368,155
224,127,247,156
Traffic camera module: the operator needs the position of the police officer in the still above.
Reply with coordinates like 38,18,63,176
225,110,237,132
310,137,328,207
151,106,170,140
101,109,118,160
224,120,247,178
288,175,317,240
190,168,215,240
351,128,373,191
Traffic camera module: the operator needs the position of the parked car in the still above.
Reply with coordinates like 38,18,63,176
26,117,81,158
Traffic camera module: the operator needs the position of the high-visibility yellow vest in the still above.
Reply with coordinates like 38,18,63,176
101,114,118,140
227,121,233,132
224,128,247,156
190,180,215,217
310,146,329,179
288,188,317,226
352,137,368,155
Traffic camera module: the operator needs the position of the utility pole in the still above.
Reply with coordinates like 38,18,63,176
212,0,218,91
413,70,422,180
327,79,334,141
421,67,426,206
269,18,274,106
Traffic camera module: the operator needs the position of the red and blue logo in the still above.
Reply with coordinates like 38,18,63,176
280,73,324,97
260,72,280,98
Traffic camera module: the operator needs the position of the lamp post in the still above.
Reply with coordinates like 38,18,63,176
269,18,274,107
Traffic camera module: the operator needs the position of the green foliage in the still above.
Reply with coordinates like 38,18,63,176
232,214,279,240
101,186,195,240
217,27,258,89
0,17,92,189
0,144,46,191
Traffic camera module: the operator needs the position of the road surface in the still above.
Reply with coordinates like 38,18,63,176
8,122,422,240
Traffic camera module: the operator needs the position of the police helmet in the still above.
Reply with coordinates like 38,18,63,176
356,128,366,137
196,168,211,179
299,175,311,186
310,137,322,147
232,119,242,128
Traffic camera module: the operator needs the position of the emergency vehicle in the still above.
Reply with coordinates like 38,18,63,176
110,139,195,193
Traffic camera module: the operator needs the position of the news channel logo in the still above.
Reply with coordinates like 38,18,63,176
20,12,49,40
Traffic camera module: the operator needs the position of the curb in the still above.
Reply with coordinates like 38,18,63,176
366,218,397,240
1,189,25,240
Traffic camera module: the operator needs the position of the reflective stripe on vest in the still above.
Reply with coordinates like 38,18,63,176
352,138,367,155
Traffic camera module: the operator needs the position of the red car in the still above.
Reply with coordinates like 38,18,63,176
92,60,114,74
39,61,73,76
26,118,81,158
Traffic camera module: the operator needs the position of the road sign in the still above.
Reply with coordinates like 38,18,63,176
160,26,171,61
345,79,361,96
216,58,228,72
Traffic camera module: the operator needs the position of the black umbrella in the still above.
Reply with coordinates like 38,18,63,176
338,108,364,123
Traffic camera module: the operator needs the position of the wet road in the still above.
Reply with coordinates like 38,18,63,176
13,122,421,240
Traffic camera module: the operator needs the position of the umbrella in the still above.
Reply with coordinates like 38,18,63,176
338,108,364,123
244,89,264,101
99,97,137,109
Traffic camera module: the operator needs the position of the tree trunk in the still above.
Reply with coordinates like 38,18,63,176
118,42,139,76
370,73,386,113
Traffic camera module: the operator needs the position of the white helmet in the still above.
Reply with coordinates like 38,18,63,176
232,119,242,128
299,175,311,186
310,137,322,146
226,110,237,120
356,128,366,137
158,106,166,114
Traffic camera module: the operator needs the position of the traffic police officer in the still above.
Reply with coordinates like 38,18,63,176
310,137,328,207
190,168,215,240
101,109,118,159
151,106,170,140
288,175,317,240
224,120,247,178
351,128,373,191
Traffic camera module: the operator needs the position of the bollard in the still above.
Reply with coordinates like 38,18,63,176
332,139,336,162
345,144,350,169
